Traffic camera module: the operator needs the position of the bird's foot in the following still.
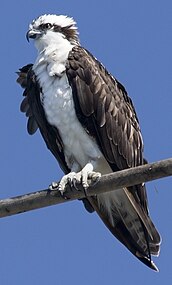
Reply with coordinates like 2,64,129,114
49,163,101,196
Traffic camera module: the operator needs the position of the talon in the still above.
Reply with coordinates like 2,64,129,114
57,185,69,199
49,181,59,190
58,184,66,195
82,180,89,190
67,174,77,188
72,178,79,190
67,176,72,184
60,192,69,200
88,172,101,185
49,181,69,199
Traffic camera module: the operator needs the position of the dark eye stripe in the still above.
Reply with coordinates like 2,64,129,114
39,23,52,30
53,25,62,33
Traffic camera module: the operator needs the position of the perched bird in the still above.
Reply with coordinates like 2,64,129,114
17,14,161,270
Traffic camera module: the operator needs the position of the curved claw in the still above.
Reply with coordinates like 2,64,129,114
72,178,80,190
88,172,101,185
49,181,69,199
49,181,59,190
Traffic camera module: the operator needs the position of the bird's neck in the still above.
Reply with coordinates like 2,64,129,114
33,36,74,77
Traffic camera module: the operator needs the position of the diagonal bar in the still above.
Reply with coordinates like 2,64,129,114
0,158,172,218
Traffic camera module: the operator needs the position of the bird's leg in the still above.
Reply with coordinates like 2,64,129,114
49,162,101,195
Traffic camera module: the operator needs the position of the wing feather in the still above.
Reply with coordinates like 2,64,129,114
67,47,143,170
17,65,69,174
66,46,161,269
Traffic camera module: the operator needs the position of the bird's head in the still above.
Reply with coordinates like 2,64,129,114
26,14,79,51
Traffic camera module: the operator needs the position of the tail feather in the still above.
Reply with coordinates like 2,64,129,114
88,187,161,270
123,187,160,247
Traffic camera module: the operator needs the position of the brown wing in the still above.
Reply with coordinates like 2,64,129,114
66,46,161,269
66,46,146,207
17,64,69,174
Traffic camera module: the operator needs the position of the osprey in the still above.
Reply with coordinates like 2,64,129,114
17,14,161,270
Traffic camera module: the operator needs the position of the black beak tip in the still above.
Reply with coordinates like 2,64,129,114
26,30,38,42
26,31,30,42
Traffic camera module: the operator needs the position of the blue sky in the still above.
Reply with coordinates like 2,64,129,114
1,0,172,284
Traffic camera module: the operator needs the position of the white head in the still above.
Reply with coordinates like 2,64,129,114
26,14,79,51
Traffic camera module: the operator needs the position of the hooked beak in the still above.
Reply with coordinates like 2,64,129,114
26,29,42,42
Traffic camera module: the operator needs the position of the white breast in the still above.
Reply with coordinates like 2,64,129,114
33,54,103,170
